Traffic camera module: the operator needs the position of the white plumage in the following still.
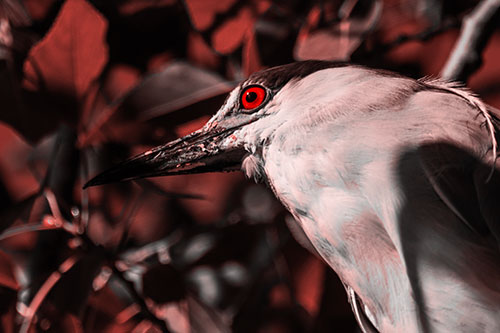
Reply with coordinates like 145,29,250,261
222,65,500,332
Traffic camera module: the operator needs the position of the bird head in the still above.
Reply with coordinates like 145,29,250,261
84,61,349,188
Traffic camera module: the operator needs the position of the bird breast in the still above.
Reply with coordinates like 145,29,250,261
251,68,500,331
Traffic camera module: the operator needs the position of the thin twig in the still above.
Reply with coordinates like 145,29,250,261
441,0,500,82
111,264,171,333
79,150,91,232
116,190,146,253
0,223,57,241
19,255,82,333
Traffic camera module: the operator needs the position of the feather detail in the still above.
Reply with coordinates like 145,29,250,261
241,154,264,181
419,77,497,181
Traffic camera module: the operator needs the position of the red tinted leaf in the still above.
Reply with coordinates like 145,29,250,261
84,288,137,331
212,7,254,54
184,0,236,31
58,314,84,333
23,0,108,100
294,1,382,61
0,250,18,290
0,123,37,200
242,28,263,76
292,253,324,316
187,32,220,69
22,0,58,21
118,0,176,15
102,63,141,101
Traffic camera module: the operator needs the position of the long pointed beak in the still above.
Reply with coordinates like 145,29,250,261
83,123,247,188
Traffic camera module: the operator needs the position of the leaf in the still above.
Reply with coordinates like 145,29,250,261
0,193,39,234
184,0,270,56
187,32,221,69
0,287,17,333
81,62,234,146
57,314,84,333
187,295,231,333
0,122,37,200
23,0,60,21
84,285,136,331
126,61,234,121
211,6,254,54
0,250,19,291
0,124,41,233
117,0,176,15
183,0,237,31
22,0,108,100
294,0,382,61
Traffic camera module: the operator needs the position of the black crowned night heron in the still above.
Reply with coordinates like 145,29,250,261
86,61,500,332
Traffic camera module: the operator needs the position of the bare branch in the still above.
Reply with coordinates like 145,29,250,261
19,255,82,333
111,264,171,333
441,0,500,82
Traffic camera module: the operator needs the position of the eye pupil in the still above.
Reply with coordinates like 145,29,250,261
245,91,257,103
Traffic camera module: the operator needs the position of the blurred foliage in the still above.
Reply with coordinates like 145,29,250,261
0,0,499,332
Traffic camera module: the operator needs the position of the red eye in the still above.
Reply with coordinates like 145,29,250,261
241,85,266,110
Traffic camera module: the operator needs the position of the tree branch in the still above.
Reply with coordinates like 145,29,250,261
440,0,500,82
112,264,171,333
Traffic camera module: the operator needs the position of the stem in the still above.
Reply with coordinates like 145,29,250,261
111,264,171,333
441,0,500,81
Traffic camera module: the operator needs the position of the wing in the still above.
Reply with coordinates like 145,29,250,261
418,103,500,247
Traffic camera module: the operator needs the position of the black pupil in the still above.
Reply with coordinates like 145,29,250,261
245,91,258,103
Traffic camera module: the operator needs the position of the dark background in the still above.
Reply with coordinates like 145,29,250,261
0,0,499,332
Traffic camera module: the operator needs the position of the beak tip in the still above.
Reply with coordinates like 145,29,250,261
82,176,102,189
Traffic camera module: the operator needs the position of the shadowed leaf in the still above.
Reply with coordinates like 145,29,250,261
0,193,38,234
0,287,16,333
294,0,382,61
187,295,231,333
0,250,18,291
124,61,234,121
81,62,234,147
